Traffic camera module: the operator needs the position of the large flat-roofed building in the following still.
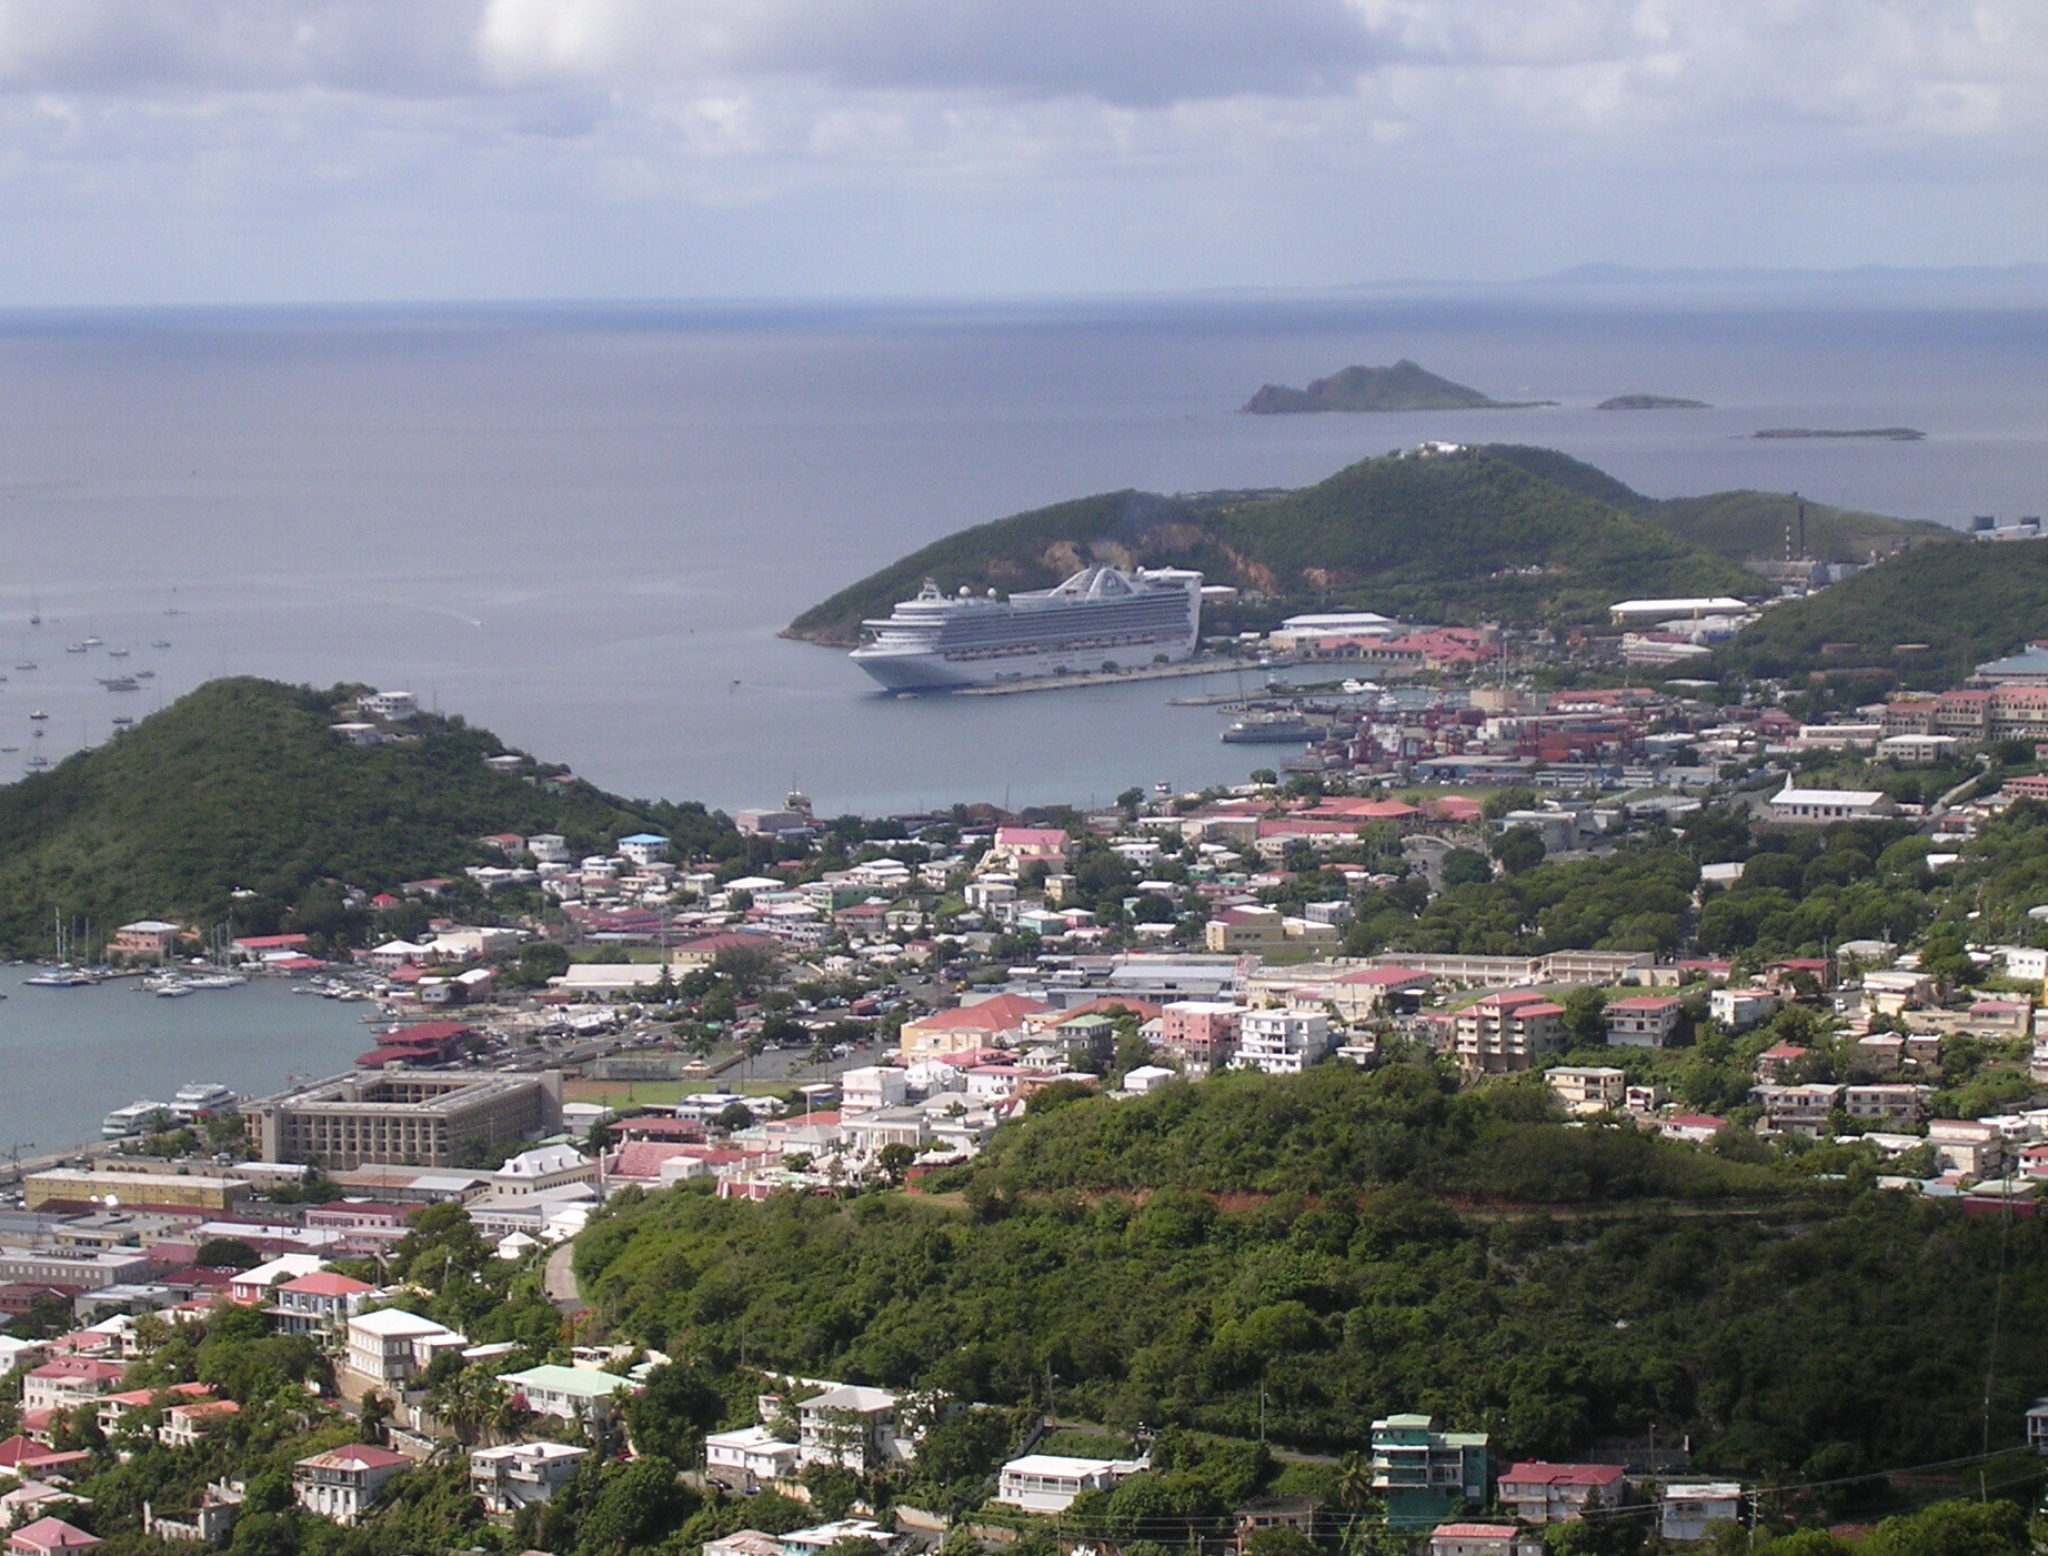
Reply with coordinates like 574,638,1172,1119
0,1247,154,1291
242,1070,562,1170
24,1168,249,1214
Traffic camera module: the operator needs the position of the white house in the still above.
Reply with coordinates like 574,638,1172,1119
469,1441,590,1516
995,1454,1144,1513
343,1308,467,1388
797,1385,912,1472
1660,1484,1743,1543
491,1145,597,1197
839,1067,909,1115
1766,784,1896,825
706,1425,802,1488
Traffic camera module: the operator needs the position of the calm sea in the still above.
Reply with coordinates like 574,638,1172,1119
0,289,2045,816
0,977,370,1155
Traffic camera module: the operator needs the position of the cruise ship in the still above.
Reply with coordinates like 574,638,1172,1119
850,565,1204,691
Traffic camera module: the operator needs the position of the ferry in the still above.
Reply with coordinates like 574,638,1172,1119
850,565,1204,691
1221,712,1314,744
24,965,89,986
171,1083,239,1119
102,1100,175,1140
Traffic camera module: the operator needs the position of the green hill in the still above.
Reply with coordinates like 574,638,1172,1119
576,1065,2048,1475
788,445,1758,643
1648,491,1955,565
1242,358,1550,414
0,677,732,958
1717,540,2048,688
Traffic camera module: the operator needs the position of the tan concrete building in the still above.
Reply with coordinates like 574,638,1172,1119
241,1070,561,1170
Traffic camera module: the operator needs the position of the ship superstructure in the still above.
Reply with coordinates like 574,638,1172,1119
850,566,1204,690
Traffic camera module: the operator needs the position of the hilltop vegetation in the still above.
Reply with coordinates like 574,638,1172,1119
577,1064,2048,1480
1716,540,2048,687
1241,359,1551,414
1479,445,1954,563
788,446,1758,643
0,677,736,957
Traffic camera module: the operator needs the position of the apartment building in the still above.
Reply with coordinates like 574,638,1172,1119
1454,992,1566,1076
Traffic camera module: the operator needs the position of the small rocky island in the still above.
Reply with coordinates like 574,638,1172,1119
1242,358,1555,414
1597,394,1710,410
1753,426,1925,441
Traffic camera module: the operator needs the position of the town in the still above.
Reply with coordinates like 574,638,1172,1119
2,603,2048,1556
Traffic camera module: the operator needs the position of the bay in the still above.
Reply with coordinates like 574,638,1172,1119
0,292,2043,815
0,977,371,1156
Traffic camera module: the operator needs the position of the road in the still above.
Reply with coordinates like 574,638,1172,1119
544,1240,587,1315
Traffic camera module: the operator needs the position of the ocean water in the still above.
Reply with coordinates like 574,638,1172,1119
0,291,2045,816
0,977,370,1155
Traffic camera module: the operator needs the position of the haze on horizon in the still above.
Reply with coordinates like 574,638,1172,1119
0,0,2041,306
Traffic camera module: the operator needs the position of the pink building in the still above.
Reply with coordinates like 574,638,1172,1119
1160,1002,1243,1073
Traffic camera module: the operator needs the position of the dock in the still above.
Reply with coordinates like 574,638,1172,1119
951,656,1294,697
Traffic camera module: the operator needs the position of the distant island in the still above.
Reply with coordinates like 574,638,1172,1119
1754,426,1925,441
1598,394,1710,410
1241,359,1555,414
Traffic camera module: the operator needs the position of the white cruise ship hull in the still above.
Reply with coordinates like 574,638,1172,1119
852,639,1194,691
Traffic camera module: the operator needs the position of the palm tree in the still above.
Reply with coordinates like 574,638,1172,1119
1332,1451,1376,1548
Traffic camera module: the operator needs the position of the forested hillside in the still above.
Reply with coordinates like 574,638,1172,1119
0,677,738,956
1717,541,2048,687
577,1066,2048,1479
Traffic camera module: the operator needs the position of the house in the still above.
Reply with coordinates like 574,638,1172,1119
1752,1083,1843,1137
1371,1414,1489,1530
5,1519,100,1556
779,1520,897,1556
1969,1000,2034,1038
706,1424,802,1489
268,1271,376,1335
1235,1496,1321,1552
0,1486,89,1538
96,1381,212,1438
1427,1526,1544,1556
159,1398,240,1448
1660,1115,1727,1145
226,1254,327,1305
497,1364,632,1424
1232,1009,1332,1075
617,834,670,867
1454,992,1566,1076
1713,989,1779,1033
839,1067,909,1115
705,1535,788,1556
0,1439,92,1482
1604,996,1684,1049
343,1308,466,1388
469,1441,591,1516
1661,1483,1743,1543
986,827,1074,868
293,1445,410,1527
21,1357,128,1414
1496,1462,1629,1524
796,1384,912,1472
1841,1085,1931,1124
898,995,1052,1061
1546,1067,1625,1117
995,1454,1143,1513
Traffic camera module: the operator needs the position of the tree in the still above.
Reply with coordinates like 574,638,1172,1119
876,1142,919,1186
194,1237,262,1270
576,1455,696,1556
1245,1529,1319,1556
1439,848,1492,888
1492,825,1547,876
623,1361,725,1464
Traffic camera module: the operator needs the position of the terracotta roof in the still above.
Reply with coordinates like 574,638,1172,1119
1500,1462,1625,1487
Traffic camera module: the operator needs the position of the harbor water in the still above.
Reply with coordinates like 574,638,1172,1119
0,976,370,1157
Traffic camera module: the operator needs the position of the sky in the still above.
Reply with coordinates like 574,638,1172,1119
0,0,2042,303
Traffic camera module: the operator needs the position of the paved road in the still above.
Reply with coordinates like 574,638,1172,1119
544,1241,587,1315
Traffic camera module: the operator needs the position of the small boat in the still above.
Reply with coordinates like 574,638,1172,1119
14,663,33,671
110,716,133,727
65,643,86,654
107,647,129,658
28,710,47,720
134,669,154,679
150,640,170,649
24,754,46,768
99,676,139,692
83,636,101,647
0,746,15,754
24,965,88,986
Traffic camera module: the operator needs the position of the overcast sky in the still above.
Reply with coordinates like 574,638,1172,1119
0,0,2041,303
